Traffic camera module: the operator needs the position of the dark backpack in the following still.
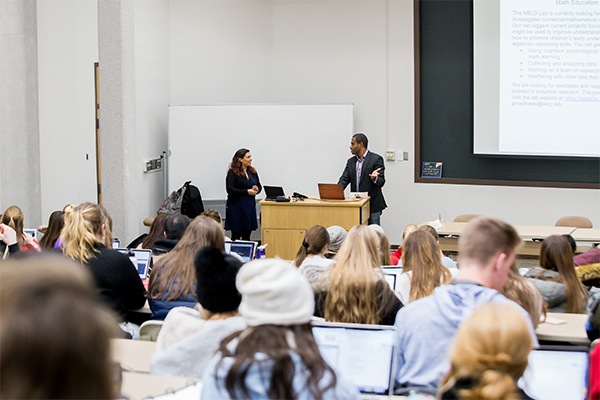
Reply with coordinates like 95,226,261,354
180,181,204,219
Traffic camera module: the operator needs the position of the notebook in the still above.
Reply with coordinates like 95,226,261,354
312,321,398,399
264,186,285,200
318,183,346,200
225,240,257,262
518,345,588,400
116,248,152,280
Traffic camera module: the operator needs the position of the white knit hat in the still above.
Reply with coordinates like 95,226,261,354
236,258,314,326
326,225,347,252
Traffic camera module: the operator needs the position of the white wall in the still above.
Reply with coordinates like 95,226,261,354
165,0,599,244
1,0,42,227
37,0,98,221
134,0,170,235
33,0,598,244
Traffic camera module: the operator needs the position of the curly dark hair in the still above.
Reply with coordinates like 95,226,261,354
230,148,257,177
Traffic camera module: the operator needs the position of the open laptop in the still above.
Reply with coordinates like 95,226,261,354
264,186,285,201
23,228,37,239
312,321,398,399
116,248,152,280
225,240,257,262
318,183,346,200
518,345,588,400
382,266,403,291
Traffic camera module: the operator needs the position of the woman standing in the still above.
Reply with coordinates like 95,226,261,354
225,148,261,241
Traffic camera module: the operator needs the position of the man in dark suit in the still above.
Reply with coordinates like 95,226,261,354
337,133,387,225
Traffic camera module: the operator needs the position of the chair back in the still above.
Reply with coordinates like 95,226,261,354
555,216,593,229
453,214,481,223
139,320,164,342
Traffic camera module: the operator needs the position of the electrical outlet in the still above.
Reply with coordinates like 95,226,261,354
397,151,409,161
403,151,409,161
385,151,395,161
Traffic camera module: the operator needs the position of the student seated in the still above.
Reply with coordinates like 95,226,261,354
152,212,190,256
395,230,458,305
394,216,538,394
417,224,458,269
1,205,41,254
324,225,346,259
201,258,360,400
503,264,544,329
61,203,146,337
148,216,224,320
315,225,402,325
525,235,589,313
38,210,65,250
375,230,392,266
437,303,534,400
295,225,335,291
0,255,120,399
133,212,167,250
150,247,246,377
391,223,418,265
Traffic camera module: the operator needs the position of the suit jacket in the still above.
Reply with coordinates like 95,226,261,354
337,151,387,213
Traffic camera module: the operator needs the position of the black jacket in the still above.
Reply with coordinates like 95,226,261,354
225,169,262,206
338,151,387,213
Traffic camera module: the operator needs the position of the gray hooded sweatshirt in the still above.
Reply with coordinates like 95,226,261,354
393,281,539,389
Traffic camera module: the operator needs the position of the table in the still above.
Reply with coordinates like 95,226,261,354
121,371,201,400
535,312,590,345
434,222,578,256
112,338,157,373
571,228,600,248
260,196,369,260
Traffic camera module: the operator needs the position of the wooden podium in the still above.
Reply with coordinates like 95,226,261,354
259,197,370,260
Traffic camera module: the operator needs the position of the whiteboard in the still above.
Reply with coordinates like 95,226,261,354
168,104,354,200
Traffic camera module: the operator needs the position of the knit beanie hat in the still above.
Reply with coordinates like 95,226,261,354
326,225,347,252
194,247,242,313
368,224,385,235
236,258,314,326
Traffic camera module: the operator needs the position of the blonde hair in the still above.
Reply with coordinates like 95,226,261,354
503,265,545,328
324,225,382,325
149,216,225,301
402,230,452,303
2,205,24,248
439,303,532,400
61,203,114,263
376,230,392,266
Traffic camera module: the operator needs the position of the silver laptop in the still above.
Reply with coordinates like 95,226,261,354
312,321,398,398
116,248,152,280
23,228,37,239
225,240,258,262
518,345,588,400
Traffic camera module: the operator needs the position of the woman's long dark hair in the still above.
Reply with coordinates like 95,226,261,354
141,213,168,250
39,211,65,250
229,148,257,177
216,323,336,400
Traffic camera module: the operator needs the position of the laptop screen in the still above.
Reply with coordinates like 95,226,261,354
116,248,152,280
312,322,397,396
225,241,257,262
518,346,588,400
383,274,396,291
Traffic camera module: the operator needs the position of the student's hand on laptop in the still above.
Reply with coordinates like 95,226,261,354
0,224,18,246
369,168,381,179
22,232,34,245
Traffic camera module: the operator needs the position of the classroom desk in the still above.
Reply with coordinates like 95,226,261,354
571,228,600,248
535,312,590,345
121,371,200,400
435,222,577,256
112,338,157,373
260,196,369,260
